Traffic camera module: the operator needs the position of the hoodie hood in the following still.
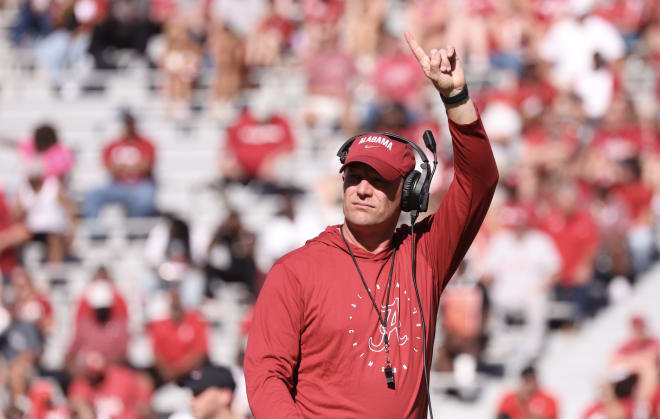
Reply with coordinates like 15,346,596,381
306,225,404,261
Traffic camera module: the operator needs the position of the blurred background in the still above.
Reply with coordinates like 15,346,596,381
0,0,659,417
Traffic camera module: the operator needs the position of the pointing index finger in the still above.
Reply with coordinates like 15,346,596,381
404,31,428,64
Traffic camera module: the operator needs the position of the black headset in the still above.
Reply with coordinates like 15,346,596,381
337,131,437,213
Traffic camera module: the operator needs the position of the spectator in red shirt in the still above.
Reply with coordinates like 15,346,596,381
148,288,209,386
74,266,128,324
582,380,635,419
68,351,153,419
10,266,53,338
488,1,538,75
612,157,656,276
651,383,660,418
27,378,70,419
245,1,296,67
589,97,643,164
596,0,646,52
609,315,659,403
84,111,157,219
0,186,29,278
496,365,559,419
537,180,601,320
66,269,130,374
612,157,654,227
301,0,344,24
222,97,295,187
301,22,355,132
370,33,427,106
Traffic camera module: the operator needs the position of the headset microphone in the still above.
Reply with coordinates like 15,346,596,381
423,130,439,179
423,130,436,155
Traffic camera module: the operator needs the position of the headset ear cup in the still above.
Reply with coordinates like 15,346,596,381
401,170,421,212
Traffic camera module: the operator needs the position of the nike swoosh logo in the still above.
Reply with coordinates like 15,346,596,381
364,145,380,149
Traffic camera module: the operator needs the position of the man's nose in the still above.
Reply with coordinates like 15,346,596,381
356,179,372,197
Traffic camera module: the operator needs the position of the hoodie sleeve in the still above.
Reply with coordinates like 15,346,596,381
415,114,498,293
244,262,304,419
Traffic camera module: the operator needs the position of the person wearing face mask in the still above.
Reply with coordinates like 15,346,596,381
68,351,154,419
66,271,129,375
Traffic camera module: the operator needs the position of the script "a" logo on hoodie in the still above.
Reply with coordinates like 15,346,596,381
368,298,409,352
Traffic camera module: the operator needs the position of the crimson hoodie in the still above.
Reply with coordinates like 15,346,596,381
244,116,498,418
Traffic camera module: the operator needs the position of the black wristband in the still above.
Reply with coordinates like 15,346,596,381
440,85,469,105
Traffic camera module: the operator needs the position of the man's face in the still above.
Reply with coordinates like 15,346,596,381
190,388,231,419
342,163,403,231
519,374,537,400
555,183,578,215
123,118,136,136
632,322,646,341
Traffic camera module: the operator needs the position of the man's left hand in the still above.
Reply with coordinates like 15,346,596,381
404,31,466,98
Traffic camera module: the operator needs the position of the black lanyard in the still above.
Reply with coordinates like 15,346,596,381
340,225,397,389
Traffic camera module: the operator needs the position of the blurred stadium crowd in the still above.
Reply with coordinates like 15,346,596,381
2,0,660,417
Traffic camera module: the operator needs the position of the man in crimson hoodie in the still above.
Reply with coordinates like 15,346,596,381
244,32,499,418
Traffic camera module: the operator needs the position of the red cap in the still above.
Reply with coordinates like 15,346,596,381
29,379,55,404
339,134,416,181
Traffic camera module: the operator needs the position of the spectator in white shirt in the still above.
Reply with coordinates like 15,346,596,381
539,0,625,91
483,203,561,362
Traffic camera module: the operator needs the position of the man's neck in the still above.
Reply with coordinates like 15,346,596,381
342,222,396,254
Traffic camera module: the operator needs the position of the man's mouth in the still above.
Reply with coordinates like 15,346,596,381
353,202,374,209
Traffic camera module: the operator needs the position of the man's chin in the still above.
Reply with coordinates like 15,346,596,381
345,215,383,229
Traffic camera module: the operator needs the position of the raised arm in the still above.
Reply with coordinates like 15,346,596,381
404,32,499,293
244,262,304,419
